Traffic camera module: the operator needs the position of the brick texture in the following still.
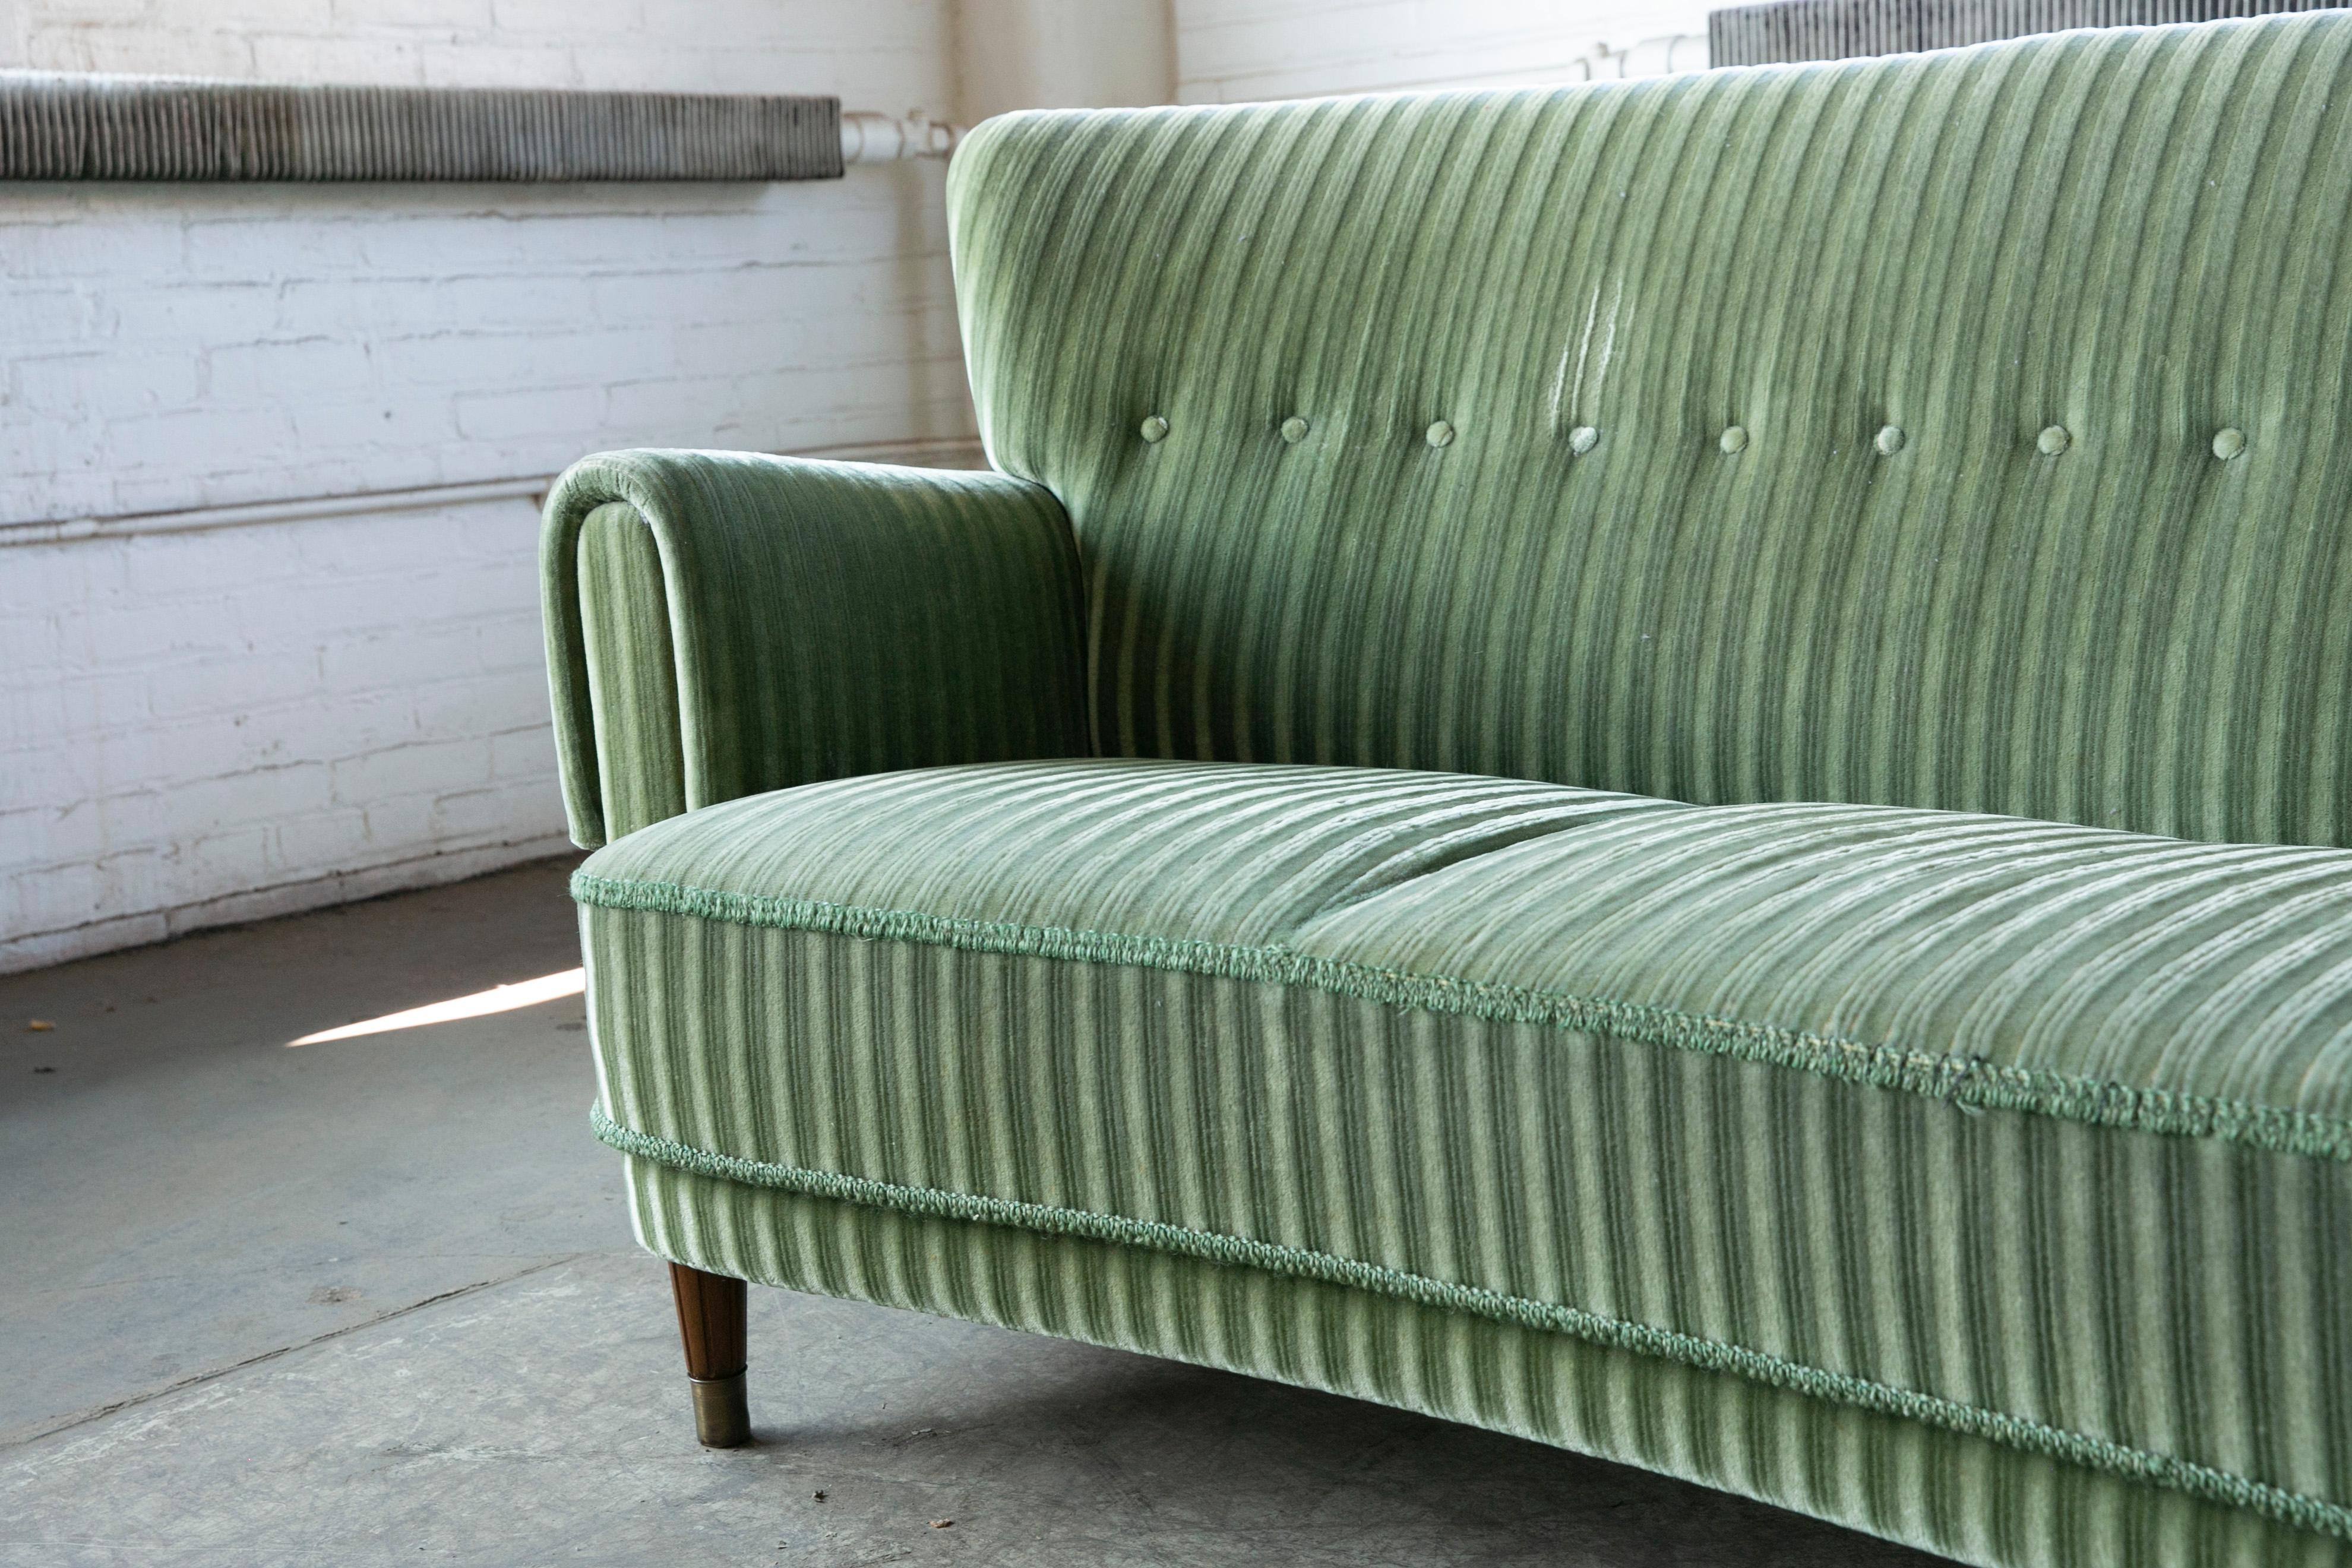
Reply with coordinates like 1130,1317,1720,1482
1172,0,1712,102
1,1,970,972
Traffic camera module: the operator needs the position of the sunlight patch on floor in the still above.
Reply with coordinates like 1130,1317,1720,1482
289,968,584,1045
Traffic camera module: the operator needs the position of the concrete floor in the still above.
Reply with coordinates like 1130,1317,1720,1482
0,861,1950,1566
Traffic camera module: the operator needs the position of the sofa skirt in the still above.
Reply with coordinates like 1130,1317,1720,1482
624,1156,2344,1568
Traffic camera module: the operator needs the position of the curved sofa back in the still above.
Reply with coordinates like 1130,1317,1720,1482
948,12,2352,849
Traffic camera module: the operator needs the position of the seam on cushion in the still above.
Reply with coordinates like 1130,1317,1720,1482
570,868,2352,1163
590,1102,2352,1543
1294,796,1690,922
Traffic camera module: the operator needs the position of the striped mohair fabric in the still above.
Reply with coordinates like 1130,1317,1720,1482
630,1171,2342,1568
542,451,1088,846
539,13,2352,1566
950,14,2352,851
576,759,2352,1563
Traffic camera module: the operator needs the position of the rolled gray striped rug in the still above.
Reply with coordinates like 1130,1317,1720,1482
0,72,842,181
1710,0,2340,64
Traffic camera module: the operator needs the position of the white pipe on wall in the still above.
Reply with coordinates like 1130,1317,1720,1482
853,0,1178,159
839,110,965,162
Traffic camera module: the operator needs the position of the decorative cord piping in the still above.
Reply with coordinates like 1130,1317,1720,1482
592,1102,2352,1543
570,869,2352,1164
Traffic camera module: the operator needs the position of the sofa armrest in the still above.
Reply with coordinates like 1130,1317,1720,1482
541,448,1089,847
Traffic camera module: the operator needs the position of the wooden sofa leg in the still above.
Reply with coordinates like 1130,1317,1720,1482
668,1262,751,1447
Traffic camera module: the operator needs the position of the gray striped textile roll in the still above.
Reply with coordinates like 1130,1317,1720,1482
0,71,842,181
1709,0,2341,65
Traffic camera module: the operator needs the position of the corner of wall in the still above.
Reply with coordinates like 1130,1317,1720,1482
951,0,1177,126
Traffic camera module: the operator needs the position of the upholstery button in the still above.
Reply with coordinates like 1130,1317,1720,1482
1567,425,1599,454
2037,424,2070,456
1140,415,1169,443
1425,420,1455,448
1875,424,1905,455
1281,416,1310,444
1719,425,1748,454
2213,426,2246,460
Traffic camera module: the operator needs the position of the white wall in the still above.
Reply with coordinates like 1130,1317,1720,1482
1,1,970,972
1,0,948,94
955,0,1175,124
1173,0,1712,102
1,179,972,530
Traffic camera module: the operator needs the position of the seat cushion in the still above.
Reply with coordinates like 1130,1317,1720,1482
576,758,2352,1542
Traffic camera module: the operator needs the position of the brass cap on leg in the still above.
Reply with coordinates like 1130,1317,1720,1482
689,1370,751,1447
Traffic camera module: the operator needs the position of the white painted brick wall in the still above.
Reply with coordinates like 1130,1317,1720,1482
4,179,972,523
4,0,948,97
2,494,561,970
1173,0,1713,102
1,1,972,972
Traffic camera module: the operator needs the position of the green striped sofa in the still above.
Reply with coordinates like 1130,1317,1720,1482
540,14,2352,1566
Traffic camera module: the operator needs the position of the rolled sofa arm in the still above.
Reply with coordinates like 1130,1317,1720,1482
541,449,1089,847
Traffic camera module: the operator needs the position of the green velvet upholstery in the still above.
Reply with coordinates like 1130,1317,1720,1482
627,1174,2342,1568
539,15,2352,1566
575,760,2352,1560
953,12,2352,848
542,450,1088,844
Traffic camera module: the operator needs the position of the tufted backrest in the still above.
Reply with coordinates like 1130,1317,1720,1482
947,13,2352,849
